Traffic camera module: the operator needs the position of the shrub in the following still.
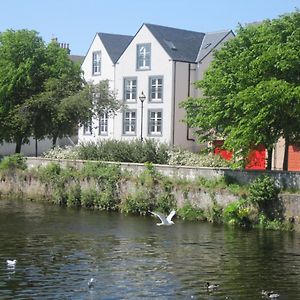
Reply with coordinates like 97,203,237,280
248,175,280,204
94,187,119,211
81,188,97,209
223,199,255,226
120,191,154,215
0,154,27,171
168,148,231,168
67,185,82,207
43,146,79,159
76,139,170,164
177,203,206,221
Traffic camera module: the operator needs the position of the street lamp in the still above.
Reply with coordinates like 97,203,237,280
139,91,146,141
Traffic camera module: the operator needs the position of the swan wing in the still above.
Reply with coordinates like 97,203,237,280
150,211,168,224
167,210,176,222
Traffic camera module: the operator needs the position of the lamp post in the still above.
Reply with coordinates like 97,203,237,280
139,91,146,141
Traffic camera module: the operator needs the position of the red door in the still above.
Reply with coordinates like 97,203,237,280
288,144,300,171
245,144,266,170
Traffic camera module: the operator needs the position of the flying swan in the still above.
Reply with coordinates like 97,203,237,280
149,210,176,226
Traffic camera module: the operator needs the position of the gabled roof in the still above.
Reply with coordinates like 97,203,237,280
145,23,205,63
98,33,133,64
196,30,233,62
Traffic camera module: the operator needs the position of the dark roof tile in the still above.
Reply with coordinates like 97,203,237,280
98,33,133,63
145,23,205,62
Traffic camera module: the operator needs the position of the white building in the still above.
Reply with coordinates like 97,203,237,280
79,24,234,151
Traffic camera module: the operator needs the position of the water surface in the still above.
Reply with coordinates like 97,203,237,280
0,198,300,299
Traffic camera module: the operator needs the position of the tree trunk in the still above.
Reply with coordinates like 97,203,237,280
15,138,22,154
52,136,57,147
283,138,289,171
266,148,273,170
35,138,38,157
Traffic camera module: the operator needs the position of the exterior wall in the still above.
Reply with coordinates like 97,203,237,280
273,137,285,170
81,34,115,84
0,136,76,157
173,62,200,151
79,34,116,144
114,25,173,143
185,32,235,148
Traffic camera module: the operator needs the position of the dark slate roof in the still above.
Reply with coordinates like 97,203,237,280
69,55,85,65
196,30,232,62
98,33,133,64
145,23,205,63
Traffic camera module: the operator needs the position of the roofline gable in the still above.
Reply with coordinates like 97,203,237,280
197,30,235,63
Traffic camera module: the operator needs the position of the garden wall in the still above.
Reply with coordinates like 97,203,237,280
26,157,300,189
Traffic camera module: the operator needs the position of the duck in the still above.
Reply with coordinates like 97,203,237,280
205,282,219,291
267,292,280,299
262,290,280,298
88,278,95,288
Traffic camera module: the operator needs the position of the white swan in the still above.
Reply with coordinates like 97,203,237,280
6,259,17,267
149,210,176,226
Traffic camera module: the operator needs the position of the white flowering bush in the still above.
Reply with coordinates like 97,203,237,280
43,144,231,168
167,148,231,168
43,146,79,160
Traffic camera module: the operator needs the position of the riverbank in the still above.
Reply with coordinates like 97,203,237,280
0,156,300,231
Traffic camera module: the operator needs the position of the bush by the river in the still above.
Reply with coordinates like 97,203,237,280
0,153,27,171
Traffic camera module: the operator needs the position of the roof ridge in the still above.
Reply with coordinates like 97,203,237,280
205,29,232,34
97,32,133,38
144,23,205,35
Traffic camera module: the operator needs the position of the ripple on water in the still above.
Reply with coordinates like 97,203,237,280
0,199,300,299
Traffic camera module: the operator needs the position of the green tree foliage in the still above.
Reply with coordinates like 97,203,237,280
0,29,47,152
0,30,120,152
25,40,86,146
182,11,300,170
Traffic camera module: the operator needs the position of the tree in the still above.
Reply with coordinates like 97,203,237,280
28,40,86,146
0,30,90,152
0,29,47,152
181,11,300,170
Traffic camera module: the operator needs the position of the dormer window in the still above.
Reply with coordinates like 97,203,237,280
137,43,151,70
92,51,101,75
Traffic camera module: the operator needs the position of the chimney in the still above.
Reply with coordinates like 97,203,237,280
58,41,71,54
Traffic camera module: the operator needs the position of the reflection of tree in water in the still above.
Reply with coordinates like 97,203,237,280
221,227,300,298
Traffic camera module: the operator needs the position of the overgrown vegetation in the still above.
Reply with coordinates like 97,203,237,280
43,140,232,168
0,154,295,231
0,153,27,171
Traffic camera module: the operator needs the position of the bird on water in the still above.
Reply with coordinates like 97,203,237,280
149,210,176,226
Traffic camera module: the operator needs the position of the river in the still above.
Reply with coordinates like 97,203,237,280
0,198,300,299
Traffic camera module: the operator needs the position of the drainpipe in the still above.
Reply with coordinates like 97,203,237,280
186,63,196,141
171,61,177,146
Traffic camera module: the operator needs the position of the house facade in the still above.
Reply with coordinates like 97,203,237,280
79,23,234,152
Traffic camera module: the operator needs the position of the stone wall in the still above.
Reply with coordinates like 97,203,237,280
26,157,300,189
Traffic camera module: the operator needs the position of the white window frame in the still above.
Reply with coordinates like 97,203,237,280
137,43,151,70
99,113,108,135
149,76,163,102
92,51,101,75
123,110,136,135
124,77,137,102
83,120,93,135
148,110,162,136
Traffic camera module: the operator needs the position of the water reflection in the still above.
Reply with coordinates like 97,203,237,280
0,199,300,299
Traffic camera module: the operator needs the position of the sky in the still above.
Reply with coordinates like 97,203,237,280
1,0,299,56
